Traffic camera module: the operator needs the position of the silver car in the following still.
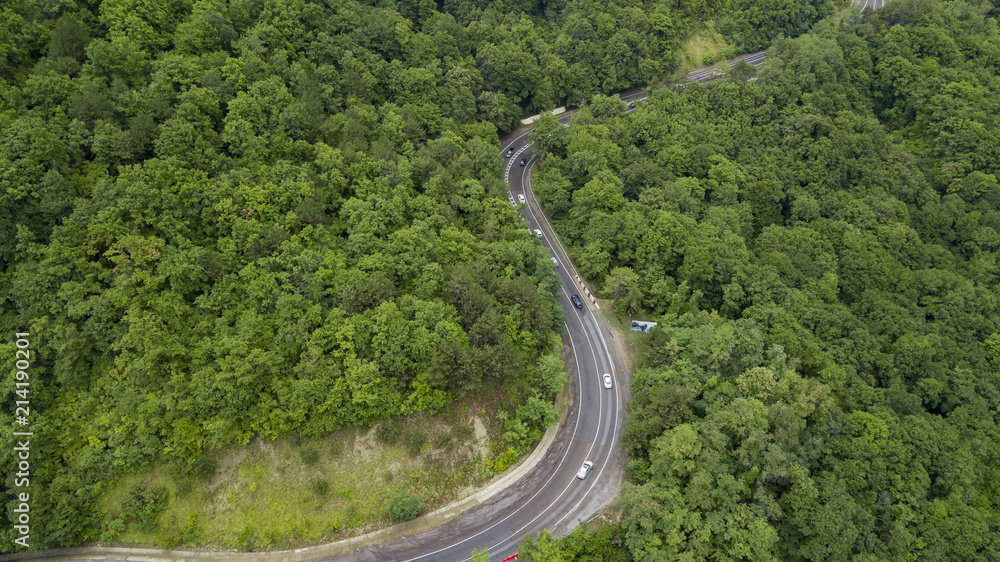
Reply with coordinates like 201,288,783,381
603,374,613,389
576,461,593,480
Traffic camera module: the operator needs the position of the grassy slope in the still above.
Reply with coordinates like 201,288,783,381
96,391,517,550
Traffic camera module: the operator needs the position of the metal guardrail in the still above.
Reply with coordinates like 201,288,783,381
576,275,598,308
523,163,600,311
516,49,776,311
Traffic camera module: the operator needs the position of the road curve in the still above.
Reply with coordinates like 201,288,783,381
2,111,628,562
341,48,790,556
682,49,768,85
855,0,889,11
6,48,798,562
323,109,629,562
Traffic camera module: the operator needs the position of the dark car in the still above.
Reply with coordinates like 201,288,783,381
519,158,528,166
571,294,583,309
505,147,515,158
628,101,636,109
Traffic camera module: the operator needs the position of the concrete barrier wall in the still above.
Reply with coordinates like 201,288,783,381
520,106,568,125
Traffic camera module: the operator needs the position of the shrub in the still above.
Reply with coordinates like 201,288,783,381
386,492,424,520
299,446,320,465
191,455,217,481
493,447,519,473
266,528,284,546
536,354,567,400
237,524,257,551
328,440,343,457
403,428,428,456
179,513,202,544
108,517,126,534
454,422,474,441
345,503,358,524
121,484,169,533
309,477,330,498
434,432,453,449
376,420,401,445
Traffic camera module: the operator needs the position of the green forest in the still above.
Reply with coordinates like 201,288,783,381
0,0,682,548
518,0,1000,559
1,0,836,549
2,0,997,557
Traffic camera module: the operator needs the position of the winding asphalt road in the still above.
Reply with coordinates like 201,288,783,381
8,85,635,562
5,40,865,561
684,49,768,84
326,114,631,561
339,47,780,559
855,0,889,10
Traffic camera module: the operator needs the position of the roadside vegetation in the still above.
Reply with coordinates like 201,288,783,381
1,0,581,549
517,0,1000,558
88,341,563,550
675,29,733,70
1,0,895,554
95,396,501,550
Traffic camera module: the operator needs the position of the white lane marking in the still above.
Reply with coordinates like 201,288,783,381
501,131,535,157
551,313,621,529
681,49,768,86
503,144,532,184
521,154,593,307
517,148,624,530
499,104,577,156
485,290,612,551
403,320,592,561
409,129,617,562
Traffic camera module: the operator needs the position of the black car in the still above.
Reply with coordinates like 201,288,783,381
571,294,584,309
519,158,528,166
505,147,515,158
628,101,636,109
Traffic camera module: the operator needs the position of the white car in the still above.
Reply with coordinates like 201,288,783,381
551,257,558,267
518,194,526,204
603,374,613,389
576,461,594,480
533,229,543,238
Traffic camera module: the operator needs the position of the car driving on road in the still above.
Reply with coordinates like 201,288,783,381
571,294,583,309
603,374,613,389
533,229,543,237
518,194,526,204
576,461,593,480
505,147,515,158
519,158,528,166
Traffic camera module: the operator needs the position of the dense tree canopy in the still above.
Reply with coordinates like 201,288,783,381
526,0,1000,558
0,0,588,549
1,0,891,552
